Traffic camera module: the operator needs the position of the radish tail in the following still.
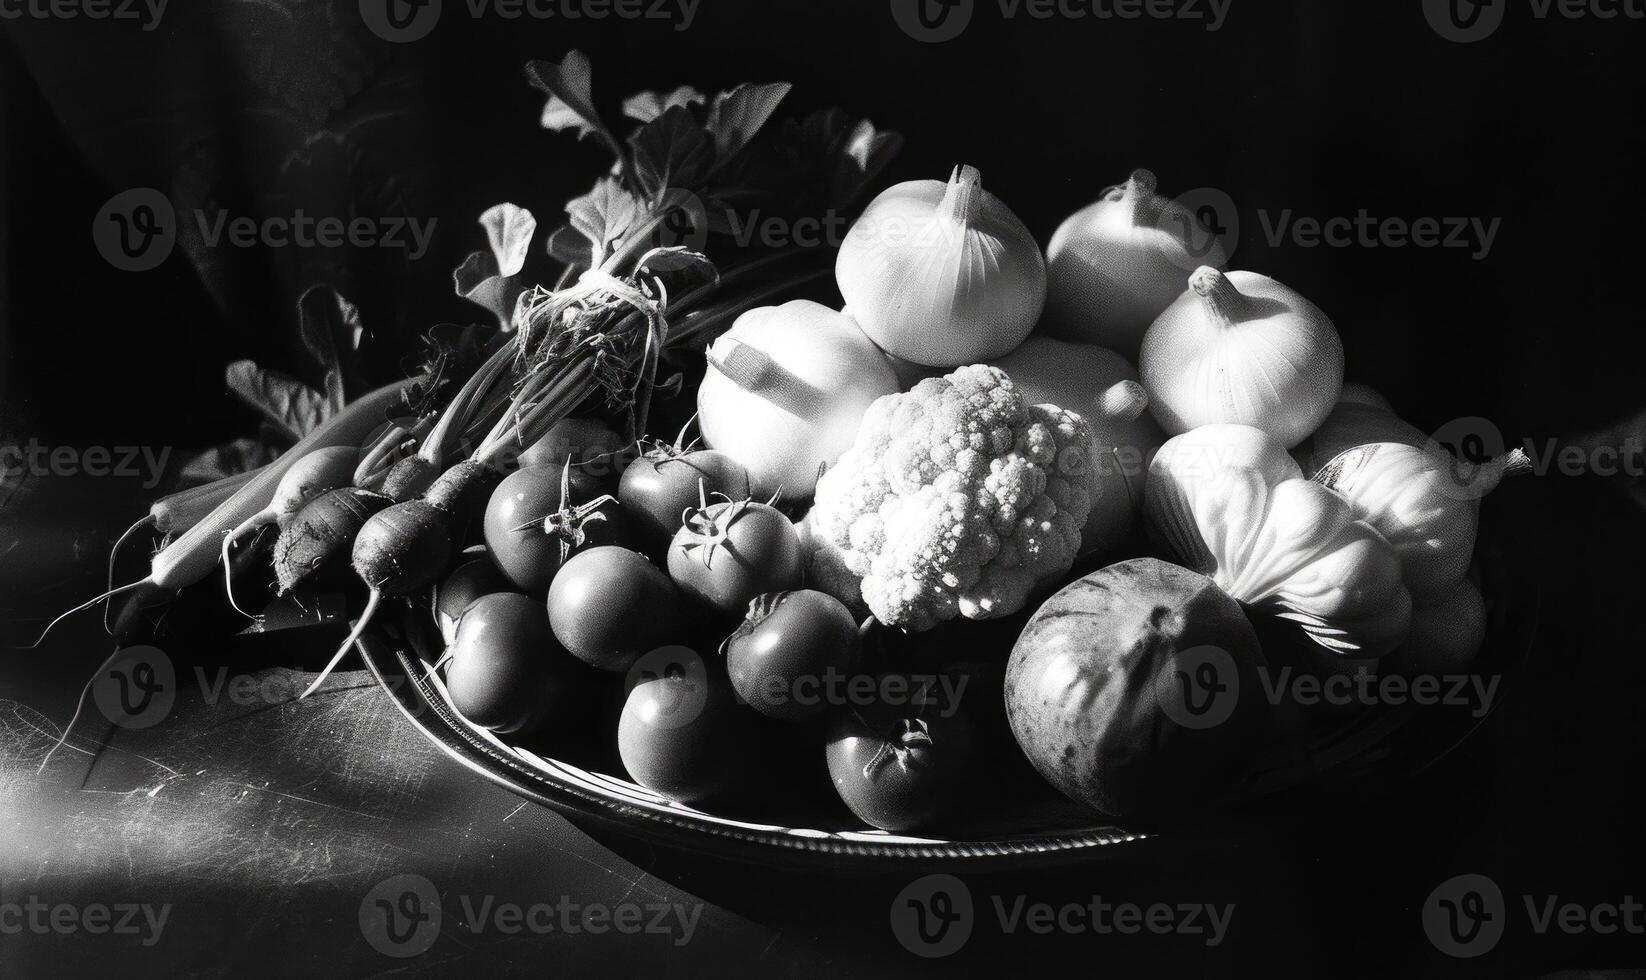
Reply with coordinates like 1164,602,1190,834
103,515,155,632
36,644,125,774
23,580,147,649
298,589,381,700
219,512,271,618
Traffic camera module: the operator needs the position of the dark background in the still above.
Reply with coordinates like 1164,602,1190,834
3,2,1645,978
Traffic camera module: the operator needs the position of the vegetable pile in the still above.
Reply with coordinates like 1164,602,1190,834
44,60,1526,833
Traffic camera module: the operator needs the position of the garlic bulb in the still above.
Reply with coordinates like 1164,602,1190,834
835,165,1045,368
1399,577,1486,672
1044,169,1230,358
1145,423,1412,658
991,338,1164,556
1141,267,1344,449
698,301,898,498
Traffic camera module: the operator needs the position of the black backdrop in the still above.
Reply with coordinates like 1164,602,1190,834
4,4,1646,977
2,1,1643,451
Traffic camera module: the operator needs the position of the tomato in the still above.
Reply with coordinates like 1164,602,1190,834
516,417,624,475
667,501,802,614
483,464,628,596
435,557,516,644
617,647,745,803
447,593,576,734
724,590,858,722
825,676,973,832
547,546,681,672
618,448,751,546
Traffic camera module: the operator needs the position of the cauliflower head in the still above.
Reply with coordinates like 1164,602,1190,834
808,364,1096,632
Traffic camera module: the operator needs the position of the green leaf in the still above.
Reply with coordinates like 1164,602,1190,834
622,85,704,123
525,51,621,157
294,286,358,412
565,177,640,268
224,360,333,442
479,202,537,278
628,106,715,200
704,82,792,163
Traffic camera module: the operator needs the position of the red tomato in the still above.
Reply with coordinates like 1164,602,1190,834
825,677,973,832
435,557,516,644
666,501,802,614
618,448,751,546
483,465,627,596
617,647,744,803
447,593,576,734
724,590,859,722
547,547,681,672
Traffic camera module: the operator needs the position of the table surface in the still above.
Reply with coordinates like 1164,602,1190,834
3,469,1645,979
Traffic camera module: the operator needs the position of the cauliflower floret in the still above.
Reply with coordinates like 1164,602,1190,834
807,365,1096,632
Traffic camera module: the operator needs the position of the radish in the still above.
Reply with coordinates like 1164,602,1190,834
22,380,416,649
299,500,454,699
219,446,360,615
271,487,393,594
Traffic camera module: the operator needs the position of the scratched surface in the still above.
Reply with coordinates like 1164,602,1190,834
3,473,1646,978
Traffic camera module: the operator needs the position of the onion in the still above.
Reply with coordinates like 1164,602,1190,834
835,165,1045,367
991,338,1164,556
697,300,899,498
1044,169,1230,359
1141,267,1344,449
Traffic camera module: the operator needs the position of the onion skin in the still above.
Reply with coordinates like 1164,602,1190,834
698,300,897,498
1141,267,1344,450
835,165,1045,368
1044,169,1230,359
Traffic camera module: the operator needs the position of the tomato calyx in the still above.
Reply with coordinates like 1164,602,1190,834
677,479,780,569
860,716,935,780
718,591,793,656
512,459,619,564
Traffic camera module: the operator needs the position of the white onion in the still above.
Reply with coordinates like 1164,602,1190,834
835,165,1045,367
1141,267,1344,449
698,301,898,498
